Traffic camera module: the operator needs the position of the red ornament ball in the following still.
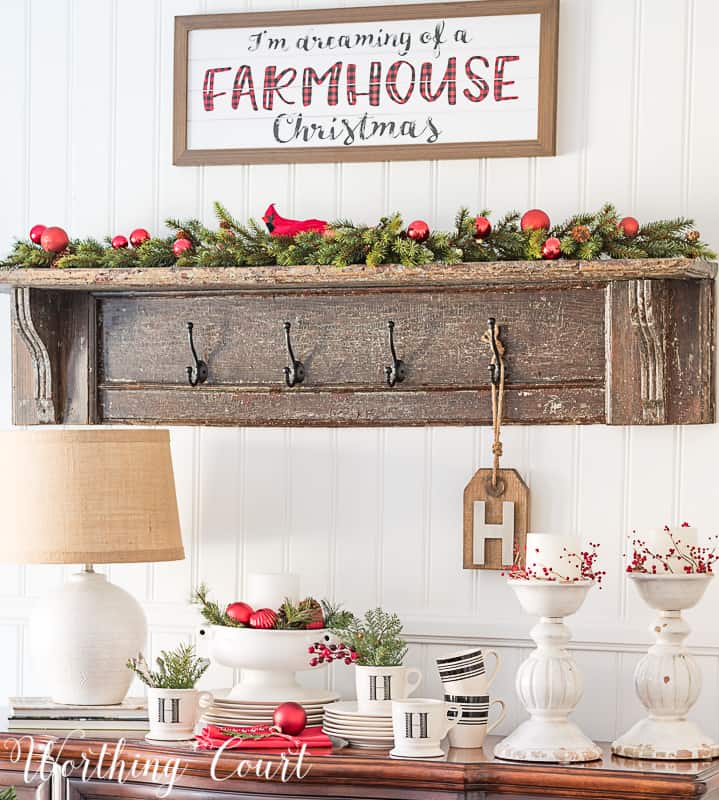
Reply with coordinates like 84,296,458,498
273,702,307,736
129,228,150,247
40,226,69,253
226,601,253,625
520,209,551,232
407,220,430,243
475,216,492,239
29,224,46,245
618,216,639,238
111,235,128,249
173,237,193,257
542,236,562,260
249,608,278,630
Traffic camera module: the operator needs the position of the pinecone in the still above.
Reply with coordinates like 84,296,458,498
571,224,591,243
686,229,700,243
51,248,70,268
219,220,232,231
175,229,190,241
299,597,325,630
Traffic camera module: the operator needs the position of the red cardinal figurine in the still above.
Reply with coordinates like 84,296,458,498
263,204,327,237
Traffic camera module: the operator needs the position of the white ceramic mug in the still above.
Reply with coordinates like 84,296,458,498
355,664,422,713
390,698,463,759
146,687,213,741
436,647,501,695
444,693,507,749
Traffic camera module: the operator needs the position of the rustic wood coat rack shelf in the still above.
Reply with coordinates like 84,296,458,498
1,258,715,427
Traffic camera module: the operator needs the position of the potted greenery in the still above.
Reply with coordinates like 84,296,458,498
127,643,211,742
329,608,422,713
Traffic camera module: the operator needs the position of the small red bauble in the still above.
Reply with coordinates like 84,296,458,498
520,209,551,232
407,220,430,243
40,226,69,253
542,237,562,260
173,237,193,257
618,216,639,238
29,224,46,245
249,608,278,629
226,601,253,625
475,216,492,239
273,702,307,736
129,228,150,247
111,235,128,249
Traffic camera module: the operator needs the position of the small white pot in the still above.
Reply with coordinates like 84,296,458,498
354,664,422,713
146,688,212,742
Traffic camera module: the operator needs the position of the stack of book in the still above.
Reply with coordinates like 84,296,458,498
8,697,149,734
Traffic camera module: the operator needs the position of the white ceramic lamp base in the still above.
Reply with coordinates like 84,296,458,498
612,575,719,760
29,568,147,705
495,581,602,764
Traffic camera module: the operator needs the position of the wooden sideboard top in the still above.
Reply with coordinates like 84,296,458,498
1,731,718,799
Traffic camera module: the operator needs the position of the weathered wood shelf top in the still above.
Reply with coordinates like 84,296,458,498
2,258,715,428
1,257,716,292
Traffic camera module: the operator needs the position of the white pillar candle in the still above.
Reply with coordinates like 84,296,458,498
246,572,300,609
525,533,582,580
640,527,699,573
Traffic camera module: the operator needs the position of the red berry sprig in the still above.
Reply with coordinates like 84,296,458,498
625,525,718,575
503,541,605,586
308,641,358,667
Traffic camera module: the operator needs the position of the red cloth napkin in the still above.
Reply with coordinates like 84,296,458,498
196,724,332,752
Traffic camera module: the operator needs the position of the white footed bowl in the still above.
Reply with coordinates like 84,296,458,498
509,579,595,619
629,573,713,611
199,625,334,702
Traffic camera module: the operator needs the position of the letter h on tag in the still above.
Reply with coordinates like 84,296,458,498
473,500,514,566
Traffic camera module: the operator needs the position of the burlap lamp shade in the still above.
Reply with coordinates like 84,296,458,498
0,429,185,705
0,429,184,564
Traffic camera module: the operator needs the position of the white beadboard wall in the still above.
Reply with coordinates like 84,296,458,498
1,0,718,743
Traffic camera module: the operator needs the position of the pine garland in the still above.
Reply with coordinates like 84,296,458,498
1,202,713,270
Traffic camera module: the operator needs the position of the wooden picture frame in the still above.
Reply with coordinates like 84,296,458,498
173,0,559,166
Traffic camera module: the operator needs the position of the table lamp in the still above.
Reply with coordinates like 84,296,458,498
0,429,184,705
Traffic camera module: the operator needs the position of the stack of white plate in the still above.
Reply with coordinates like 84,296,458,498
322,702,394,749
201,689,340,728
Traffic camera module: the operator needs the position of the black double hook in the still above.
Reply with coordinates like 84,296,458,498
385,320,407,388
186,322,208,387
283,322,305,387
487,317,501,386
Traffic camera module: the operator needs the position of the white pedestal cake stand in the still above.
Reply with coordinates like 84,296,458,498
495,580,602,763
612,573,719,760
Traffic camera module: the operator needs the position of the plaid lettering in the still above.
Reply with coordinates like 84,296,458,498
302,62,342,107
385,60,415,105
232,66,258,111
263,66,297,111
419,57,456,104
202,67,231,111
346,62,382,106
463,56,490,103
494,55,520,101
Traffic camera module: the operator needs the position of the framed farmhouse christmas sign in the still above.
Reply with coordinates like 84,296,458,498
173,0,559,165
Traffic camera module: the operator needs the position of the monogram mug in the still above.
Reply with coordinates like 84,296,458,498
146,687,213,742
354,665,422,713
390,698,464,759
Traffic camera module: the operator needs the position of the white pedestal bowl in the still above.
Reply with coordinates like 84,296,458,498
612,574,719,760
199,625,335,702
494,580,602,764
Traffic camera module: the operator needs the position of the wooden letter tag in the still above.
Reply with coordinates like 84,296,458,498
463,468,529,570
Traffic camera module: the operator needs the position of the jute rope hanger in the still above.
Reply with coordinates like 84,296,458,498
480,317,505,495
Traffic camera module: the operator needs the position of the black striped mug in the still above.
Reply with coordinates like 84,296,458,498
435,647,500,694
444,693,507,749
